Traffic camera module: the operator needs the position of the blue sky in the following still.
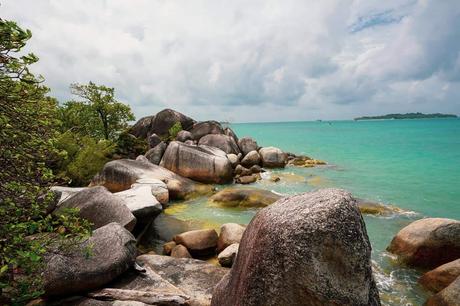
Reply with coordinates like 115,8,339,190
2,0,460,122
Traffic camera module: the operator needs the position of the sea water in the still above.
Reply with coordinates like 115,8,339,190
163,118,460,305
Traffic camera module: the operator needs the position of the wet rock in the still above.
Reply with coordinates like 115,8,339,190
356,200,402,216
129,115,154,139
144,141,167,165
387,218,460,268
91,159,212,200
176,130,193,142
189,120,224,141
150,109,196,138
211,188,380,306
171,245,192,259
147,133,161,149
425,276,460,306
240,150,261,167
235,174,258,184
174,229,218,256
419,259,460,293
160,141,233,184
234,164,252,176
250,165,263,173
258,146,287,168
44,223,137,296
56,186,136,231
209,188,282,208
238,137,258,156
217,223,246,253
198,134,240,155
288,156,327,167
218,243,239,268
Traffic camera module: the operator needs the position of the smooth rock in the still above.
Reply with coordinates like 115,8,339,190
425,276,460,306
250,165,263,173
114,185,162,226
91,159,212,200
44,223,137,296
218,243,239,268
217,223,246,253
147,133,161,149
163,241,177,255
234,164,252,176
174,229,218,256
50,186,88,205
160,141,233,184
56,186,136,231
227,153,239,168
224,127,238,143
211,188,380,306
387,218,460,268
144,141,167,165
235,174,258,184
198,134,240,155
129,116,154,139
149,109,195,138
189,120,224,141
171,245,192,259
210,188,282,208
240,150,261,167
419,259,460,293
237,137,258,156
176,130,193,142
135,155,149,163
131,178,169,206
258,146,287,168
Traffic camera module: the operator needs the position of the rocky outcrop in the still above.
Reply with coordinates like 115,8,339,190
91,159,212,200
419,259,460,293
160,141,233,184
129,115,154,139
176,130,193,142
198,134,240,155
114,185,162,227
189,120,224,141
238,137,258,156
217,223,246,253
387,218,460,268
149,108,196,138
174,229,218,256
259,147,287,168
144,141,167,165
211,188,380,306
209,188,282,208
55,186,136,231
425,276,460,306
218,243,239,267
44,223,137,296
240,150,261,167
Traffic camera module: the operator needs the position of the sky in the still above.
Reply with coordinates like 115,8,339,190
2,0,460,122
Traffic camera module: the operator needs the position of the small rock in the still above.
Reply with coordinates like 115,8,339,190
174,229,219,256
218,243,239,267
241,150,261,167
145,141,167,165
176,130,193,142
270,175,281,182
171,244,192,258
148,133,162,149
210,188,282,208
135,155,150,163
227,153,239,168
258,146,287,168
217,223,246,253
163,241,177,255
250,164,262,173
236,174,258,184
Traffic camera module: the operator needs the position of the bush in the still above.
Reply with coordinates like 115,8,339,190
168,122,182,141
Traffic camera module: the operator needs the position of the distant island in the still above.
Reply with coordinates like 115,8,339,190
354,112,458,120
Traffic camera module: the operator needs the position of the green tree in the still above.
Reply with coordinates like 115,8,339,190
63,82,134,140
0,18,91,304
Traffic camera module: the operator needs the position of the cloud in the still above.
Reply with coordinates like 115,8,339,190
1,0,459,122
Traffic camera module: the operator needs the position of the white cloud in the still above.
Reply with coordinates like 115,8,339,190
1,0,459,122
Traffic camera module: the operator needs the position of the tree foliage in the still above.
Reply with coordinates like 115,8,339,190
0,18,91,304
61,82,135,140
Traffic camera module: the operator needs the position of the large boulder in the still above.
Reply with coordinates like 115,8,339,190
145,141,167,165
114,185,162,227
209,188,282,208
189,120,224,141
160,141,233,184
425,276,460,306
44,223,137,296
240,150,261,167
198,134,240,155
91,159,212,200
419,259,460,293
211,188,380,306
174,229,218,256
224,127,238,143
129,115,154,139
238,137,258,156
218,243,239,267
258,146,287,168
131,178,169,206
217,223,246,253
387,218,460,268
150,108,196,138
55,187,136,231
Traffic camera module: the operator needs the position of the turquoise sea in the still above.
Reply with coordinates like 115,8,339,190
161,118,460,305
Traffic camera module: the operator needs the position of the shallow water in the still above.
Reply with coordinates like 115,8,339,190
151,118,460,305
